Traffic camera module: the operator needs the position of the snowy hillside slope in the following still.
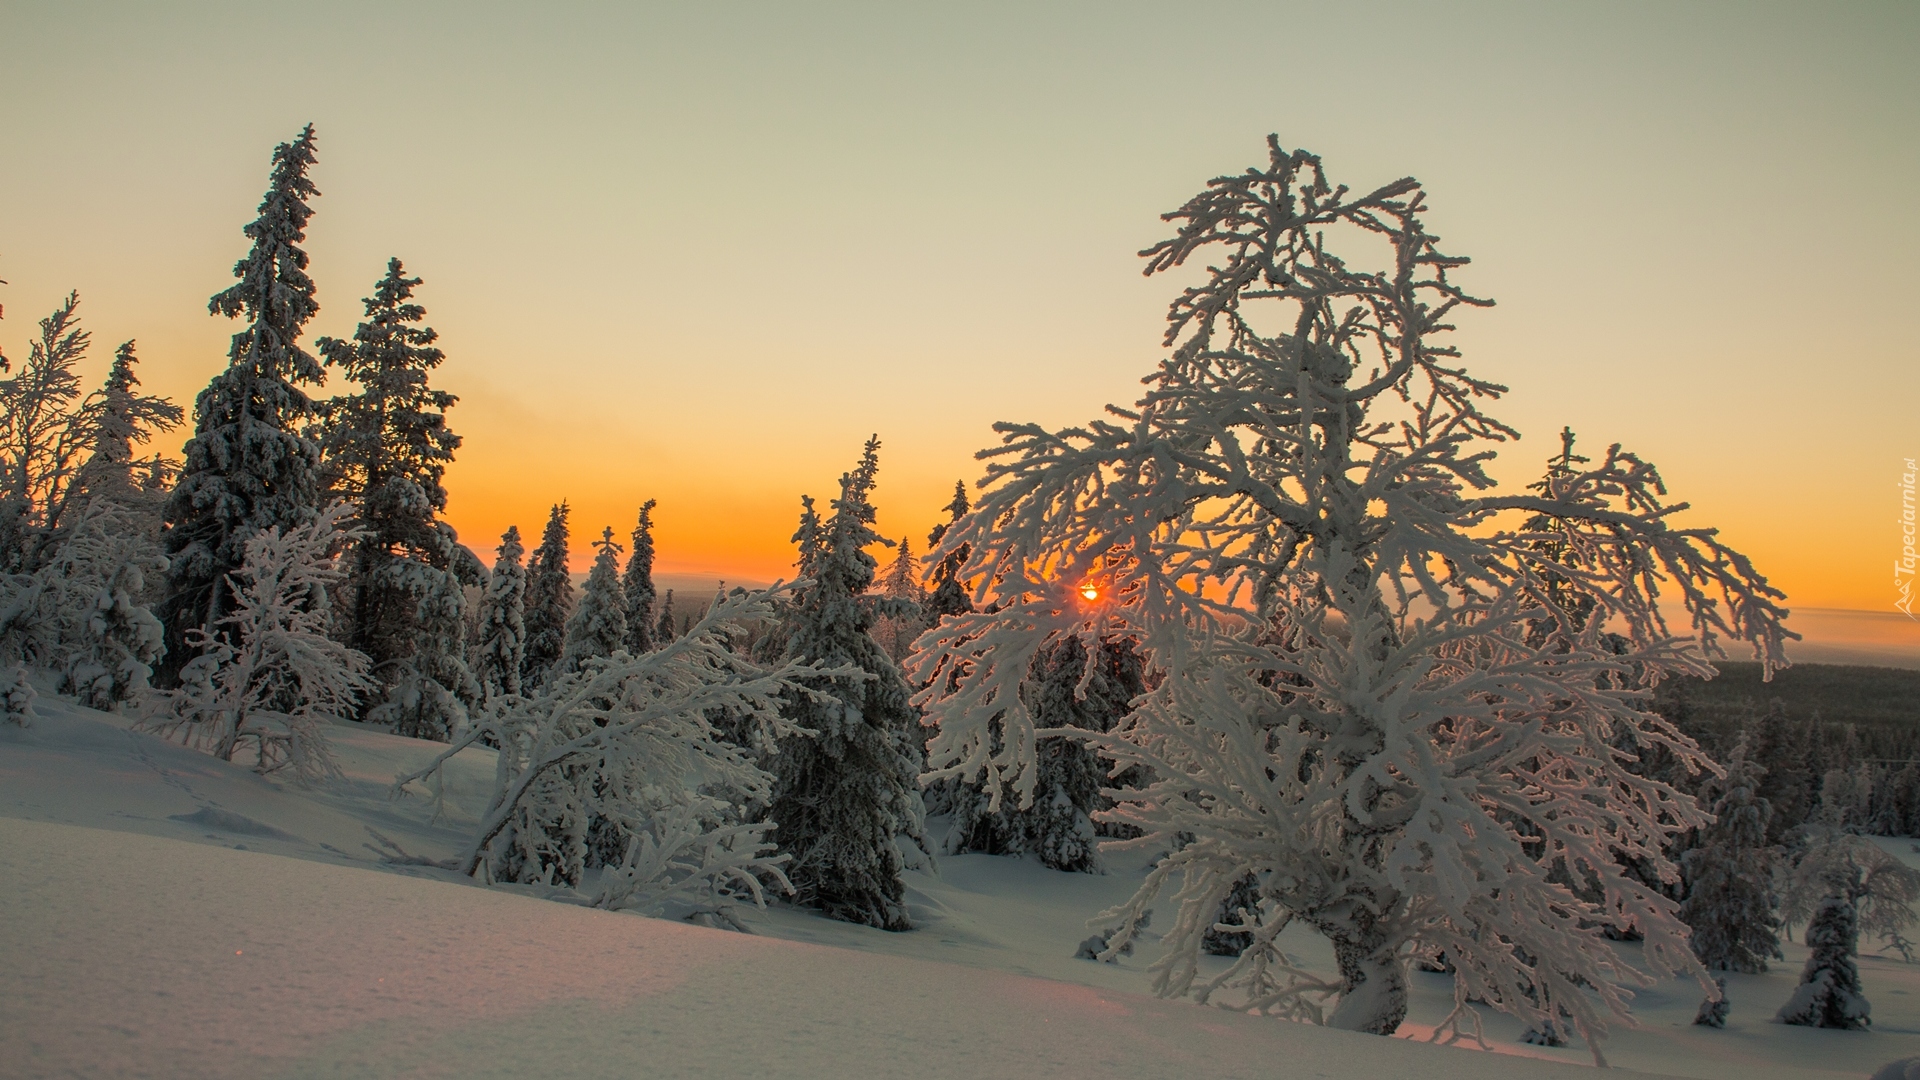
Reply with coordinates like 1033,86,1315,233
6,696,1920,1079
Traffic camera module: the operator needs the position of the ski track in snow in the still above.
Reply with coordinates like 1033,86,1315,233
5,696,1920,1079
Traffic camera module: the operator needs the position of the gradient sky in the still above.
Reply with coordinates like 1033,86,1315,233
2,2,1916,648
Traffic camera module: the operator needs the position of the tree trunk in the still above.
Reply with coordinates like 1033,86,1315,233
1327,934,1408,1035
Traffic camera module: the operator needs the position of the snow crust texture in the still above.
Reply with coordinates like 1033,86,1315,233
2,816,1627,1080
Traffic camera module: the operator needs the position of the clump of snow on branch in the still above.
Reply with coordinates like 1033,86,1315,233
909,136,1793,1059
394,587,852,925
139,503,370,783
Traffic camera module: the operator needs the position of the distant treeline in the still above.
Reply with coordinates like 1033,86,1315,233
1657,661,1920,839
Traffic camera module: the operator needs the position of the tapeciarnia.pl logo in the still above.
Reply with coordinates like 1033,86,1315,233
1899,457,1917,619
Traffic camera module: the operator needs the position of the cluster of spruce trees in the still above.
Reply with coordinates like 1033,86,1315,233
1596,688,1920,1033
0,123,1139,933
137,125,484,742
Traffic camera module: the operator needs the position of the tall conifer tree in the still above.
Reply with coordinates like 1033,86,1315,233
874,534,924,661
945,634,1143,872
76,342,182,507
521,502,573,688
312,259,479,735
158,125,326,683
654,589,676,645
473,525,526,699
562,527,627,672
767,437,923,931
622,499,657,653
923,480,972,622
1680,739,1781,974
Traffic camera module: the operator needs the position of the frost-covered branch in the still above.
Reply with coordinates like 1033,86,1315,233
138,503,370,783
394,585,858,923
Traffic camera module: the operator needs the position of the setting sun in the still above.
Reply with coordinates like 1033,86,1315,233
1079,584,1099,602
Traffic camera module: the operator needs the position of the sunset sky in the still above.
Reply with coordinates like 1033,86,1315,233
2,2,1916,658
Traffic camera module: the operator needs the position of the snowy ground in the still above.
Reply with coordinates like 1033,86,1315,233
6,696,1920,1079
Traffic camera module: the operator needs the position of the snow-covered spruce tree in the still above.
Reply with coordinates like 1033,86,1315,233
766,437,925,931
1680,738,1781,973
2,670,40,733
472,525,526,700
74,340,184,512
520,501,573,689
922,480,973,623
312,258,481,739
362,521,482,741
561,527,627,673
944,632,1145,873
913,483,976,818
911,138,1792,1057
158,125,326,684
1694,977,1729,1029
141,503,371,783
623,499,658,654
2,663,34,726
654,588,676,645
1886,760,1920,838
1750,698,1813,842
392,589,847,924
874,535,925,662
1778,883,1871,1029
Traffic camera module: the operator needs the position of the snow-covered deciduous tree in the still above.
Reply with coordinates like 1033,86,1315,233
561,527,627,673
1778,887,1871,1029
1779,830,1920,951
623,499,658,654
159,125,327,684
943,633,1144,873
392,588,845,924
311,258,480,739
910,138,1792,1057
766,438,926,931
0,292,94,572
0,300,179,574
1680,739,1780,973
520,502,573,689
472,525,526,700
140,503,371,783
